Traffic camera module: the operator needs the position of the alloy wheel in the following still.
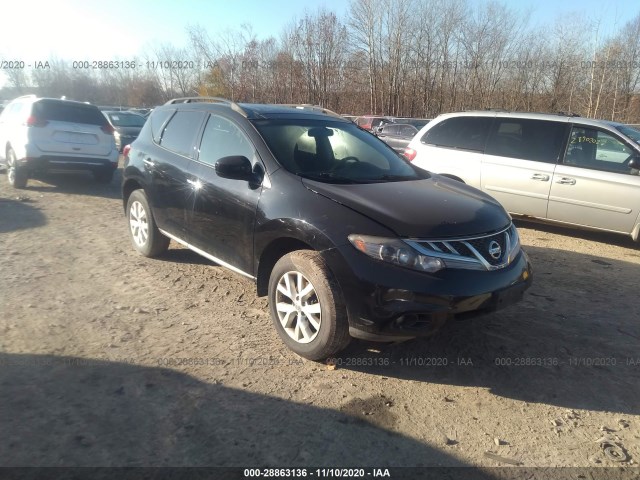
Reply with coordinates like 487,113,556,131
275,271,322,344
129,200,149,247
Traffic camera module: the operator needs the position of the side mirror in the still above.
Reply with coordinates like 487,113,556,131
215,155,254,181
629,156,640,170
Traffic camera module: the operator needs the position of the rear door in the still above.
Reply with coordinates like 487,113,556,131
29,100,114,157
481,117,568,217
145,109,206,236
547,125,640,234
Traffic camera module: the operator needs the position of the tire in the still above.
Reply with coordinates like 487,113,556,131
94,169,114,184
6,148,28,189
268,250,351,361
126,189,170,257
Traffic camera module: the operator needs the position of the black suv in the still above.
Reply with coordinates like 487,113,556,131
122,97,532,360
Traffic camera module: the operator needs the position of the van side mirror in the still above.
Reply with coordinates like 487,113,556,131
628,156,640,170
215,155,254,181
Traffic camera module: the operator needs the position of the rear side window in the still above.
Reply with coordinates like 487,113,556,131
32,100,107,126
422,116,491,152
159,110,205,157
485,118,567,163
150,109,175,142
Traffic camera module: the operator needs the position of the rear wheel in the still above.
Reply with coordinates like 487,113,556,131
6,148,27,188
126,189,169,257
268,250,350,361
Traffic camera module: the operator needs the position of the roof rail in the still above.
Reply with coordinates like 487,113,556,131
556,111,581,117
278,104,344,119
164,97,247,117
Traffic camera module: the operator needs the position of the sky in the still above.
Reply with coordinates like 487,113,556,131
0,0,637,86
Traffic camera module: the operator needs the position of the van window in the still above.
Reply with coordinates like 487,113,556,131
421,117,491,152
565,126,636,174
485,118,566,163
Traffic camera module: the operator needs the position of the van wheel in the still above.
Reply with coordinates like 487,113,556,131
268,250,350,361
6,148,27,188
126,189,169,257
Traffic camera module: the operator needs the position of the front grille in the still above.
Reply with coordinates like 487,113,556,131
405,225,517,271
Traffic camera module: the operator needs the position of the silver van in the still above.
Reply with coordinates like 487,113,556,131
406,112,640,241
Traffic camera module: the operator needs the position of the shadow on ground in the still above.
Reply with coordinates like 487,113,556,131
336,245,640,416
10,169,123,200
0,197,47,233
0,352,497,473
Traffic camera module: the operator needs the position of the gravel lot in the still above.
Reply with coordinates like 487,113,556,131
1,165,639,472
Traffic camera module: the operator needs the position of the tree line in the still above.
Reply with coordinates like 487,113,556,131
2,0,640,122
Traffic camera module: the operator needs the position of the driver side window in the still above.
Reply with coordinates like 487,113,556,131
565,126,636,175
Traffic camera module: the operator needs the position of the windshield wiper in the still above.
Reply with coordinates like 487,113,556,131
300,172,372,184
375,174,418,182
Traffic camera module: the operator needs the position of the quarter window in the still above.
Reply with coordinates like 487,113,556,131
422,116,491,152
565,126,635,174
485,118,566,163
159,110,205,157
151,109,175,142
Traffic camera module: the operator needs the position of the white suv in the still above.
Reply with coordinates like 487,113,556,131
405,111,640,241
0,95,119,188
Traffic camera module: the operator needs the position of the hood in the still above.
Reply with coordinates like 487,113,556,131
302,174,510,238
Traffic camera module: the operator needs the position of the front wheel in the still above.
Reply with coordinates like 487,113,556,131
126,189,170,257
268,250,350,361
6,148,28,188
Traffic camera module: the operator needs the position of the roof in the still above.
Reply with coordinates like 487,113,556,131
162,97,347,122
433,110,631,129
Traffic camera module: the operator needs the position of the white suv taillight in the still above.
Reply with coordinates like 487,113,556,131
403,148,417,161
25,116,48,127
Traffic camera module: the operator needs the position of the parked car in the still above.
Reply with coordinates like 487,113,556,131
103,111,146,152
406,111,640,241
0,95,119,188
122,97,532,360
355,115,394,132
128,108,152,117
376,123,419,153
396,117,432,130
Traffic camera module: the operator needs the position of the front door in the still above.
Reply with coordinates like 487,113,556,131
187,113,264,276
547,125,640,234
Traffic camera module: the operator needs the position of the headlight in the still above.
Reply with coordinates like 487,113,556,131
348,234,444,273
508,224,521,260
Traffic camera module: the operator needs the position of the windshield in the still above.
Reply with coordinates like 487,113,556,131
615,125,640,144
107,112,146,128
253,119,427,184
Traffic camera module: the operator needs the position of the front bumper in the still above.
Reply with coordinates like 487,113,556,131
322,244,532,340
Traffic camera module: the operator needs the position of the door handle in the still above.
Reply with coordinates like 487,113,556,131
556,177,576,185
531,173,550,181
142,158,155,168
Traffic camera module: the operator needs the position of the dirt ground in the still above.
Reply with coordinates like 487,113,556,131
1,164,639,473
